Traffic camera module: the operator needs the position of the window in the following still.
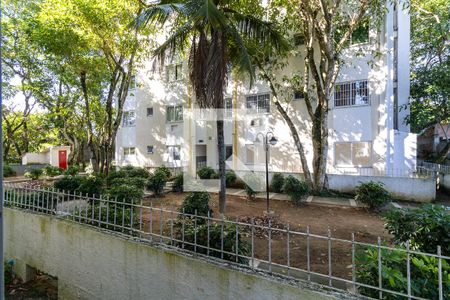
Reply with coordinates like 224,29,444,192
122,111,136,127
334,80,368,107
168,146,181,161
293,90,304,100
166,64,183,82
225,97,233,118
147,146,154,154
335,142,372,166
245,144,264,164
294,33,305,46
129,75,136,90
147,107,154,117
166,105,183,122
170,124,179,132
123,147,136,156
246,93,270,114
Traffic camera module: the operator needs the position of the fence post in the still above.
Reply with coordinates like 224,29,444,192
437,246,443,300
351,233,356,293
287,223,290,276
378,237,382,299
406,241,411,300
307,225,311,281
328,227,332,287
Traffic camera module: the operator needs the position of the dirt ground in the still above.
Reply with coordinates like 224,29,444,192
6,273,57,300
143,192,392,279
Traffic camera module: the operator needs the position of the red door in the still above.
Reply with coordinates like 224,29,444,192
58,150,68,170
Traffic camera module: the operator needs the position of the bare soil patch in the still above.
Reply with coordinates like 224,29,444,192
144,192,391,279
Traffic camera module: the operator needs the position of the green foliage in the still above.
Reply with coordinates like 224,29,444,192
355,181,391,211
356,246,450,299
64,165,80,176
24,168,43,180
78,175,105,197
172,173,184,192
76,205,139,233
197,166,216,179
4,261,14,285
270,172,285,193
225,170,237,187
175,220,250,264
43,165,63,177
120,166,151,179
180,192,212,223
54,176,83,193
383,205,450,255
244,172,261,199
106,185,144,204
107,166,150,185
283,175,308,205
155,166,171,179
3,164,16,177
146,170,167,197
109,177,147,190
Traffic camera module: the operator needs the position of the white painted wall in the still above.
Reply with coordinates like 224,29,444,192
5,209,351,300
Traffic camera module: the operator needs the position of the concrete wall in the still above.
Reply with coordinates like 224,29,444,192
22,153,48,165
328,174,436,202
5,208,355,300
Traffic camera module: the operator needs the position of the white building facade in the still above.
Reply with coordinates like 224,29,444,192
115,3,417,179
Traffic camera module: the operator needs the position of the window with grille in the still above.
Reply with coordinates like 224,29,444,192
122,111,136,127
166,105,183,122
334,80,369,107
123,147,136,156
168,146,181,161
335,142,372,166
166,64,183,82
246,93,270,114
147,146,154,154
147,107,153,117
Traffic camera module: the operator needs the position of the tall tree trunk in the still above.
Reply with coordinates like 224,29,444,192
217,118,226,214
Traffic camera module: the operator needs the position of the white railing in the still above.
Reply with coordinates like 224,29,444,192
418,161,450,174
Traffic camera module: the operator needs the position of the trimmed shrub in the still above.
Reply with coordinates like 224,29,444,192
24,168,43,180
121,165,150,179
383,204,450,255
147,169,167,196
180,192,212,222
43,165,63,177
172,173,184,192
270,173,285,193
78,176,105,197
356,246,450,299
54,176,83,193
244,172,262,200
64,165,80,176
197,166,216,179
155,165,171,179
283,175,308,205
107,166,150,184
76,205,139,233
109,177,147,190
225,170,237,187
176,221,250,264
106,184,144,204
3,165,16,177
355,181,391,211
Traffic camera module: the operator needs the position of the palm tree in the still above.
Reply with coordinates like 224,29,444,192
137,0,287,214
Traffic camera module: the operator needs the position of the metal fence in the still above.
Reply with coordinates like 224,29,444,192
418,161,450,175
327,167,436,179
3,183,449,300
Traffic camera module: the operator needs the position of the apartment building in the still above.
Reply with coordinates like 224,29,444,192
115,2,417,177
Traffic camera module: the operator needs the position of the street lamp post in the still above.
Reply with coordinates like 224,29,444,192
255,131,277,215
